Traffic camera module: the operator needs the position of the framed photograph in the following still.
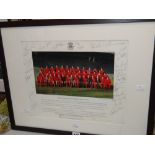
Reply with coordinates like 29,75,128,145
0,20,155,134
32,51,114,99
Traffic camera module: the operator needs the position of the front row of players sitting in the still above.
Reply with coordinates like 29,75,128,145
36,66,112,89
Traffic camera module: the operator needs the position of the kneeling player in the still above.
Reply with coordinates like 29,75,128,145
91,76,97,88
73,76,79,87
48,75,54,87
66,75,71,87
106,77,111,89
58,76,63,87
82,75,87,88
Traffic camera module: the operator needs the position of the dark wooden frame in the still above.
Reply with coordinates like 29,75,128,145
0,19,155,135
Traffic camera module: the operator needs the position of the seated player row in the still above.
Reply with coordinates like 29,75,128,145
36,65,112,89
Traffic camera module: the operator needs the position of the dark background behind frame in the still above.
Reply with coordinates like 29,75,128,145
0,19,155,28
0,19,155,135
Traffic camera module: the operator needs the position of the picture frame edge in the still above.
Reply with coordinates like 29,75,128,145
0,19,155,135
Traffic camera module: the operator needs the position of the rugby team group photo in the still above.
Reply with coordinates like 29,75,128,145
32,52,114,98
36,65,112,89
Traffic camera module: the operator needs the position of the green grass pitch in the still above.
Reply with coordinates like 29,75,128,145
36,86,113,98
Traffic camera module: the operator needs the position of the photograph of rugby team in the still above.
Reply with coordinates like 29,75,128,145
33,52,114,98
36,66,112,89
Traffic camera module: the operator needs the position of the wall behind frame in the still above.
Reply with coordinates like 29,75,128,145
1,22,155,134
0,59,5,92
0,80,4,92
